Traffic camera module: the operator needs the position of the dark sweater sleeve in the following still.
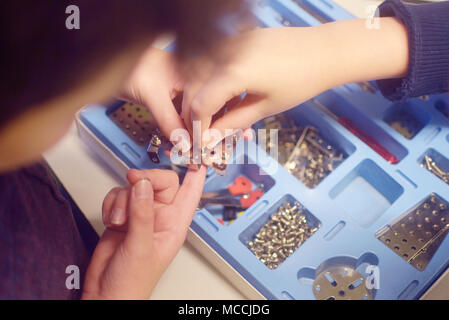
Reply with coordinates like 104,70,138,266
376,0,449,101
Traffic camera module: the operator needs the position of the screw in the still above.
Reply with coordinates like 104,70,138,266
247,201,318,269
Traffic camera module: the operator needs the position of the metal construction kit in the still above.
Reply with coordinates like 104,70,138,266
77,0,449,300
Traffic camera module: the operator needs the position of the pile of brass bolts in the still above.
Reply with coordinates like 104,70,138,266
422,155,449,184
247,201,318,269
262,116,344,188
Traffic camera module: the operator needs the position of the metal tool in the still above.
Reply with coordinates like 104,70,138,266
199,189,264,210
312,99,400,164
313,266,372,300
377,194,449,271
202,176,253,198
199,176,264,222
247,201,318,269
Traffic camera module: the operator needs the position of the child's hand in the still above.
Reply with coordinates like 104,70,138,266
119,48,185,140
182,27,329,143
82,167,206,300
182,19,408,144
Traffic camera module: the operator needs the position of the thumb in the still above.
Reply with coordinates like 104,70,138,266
189,74,245,147
123,178,155,254
209,95,269,145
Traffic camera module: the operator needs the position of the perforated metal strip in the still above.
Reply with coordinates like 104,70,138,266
377,194,449,271
108,102,158,146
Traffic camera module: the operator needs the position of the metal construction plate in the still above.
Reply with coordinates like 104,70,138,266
377,194,449,271
108,102,158,146
313,265,371,300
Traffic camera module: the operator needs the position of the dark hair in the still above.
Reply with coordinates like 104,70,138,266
0,0,247,126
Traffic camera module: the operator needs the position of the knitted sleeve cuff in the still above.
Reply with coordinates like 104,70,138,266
376,0,449,101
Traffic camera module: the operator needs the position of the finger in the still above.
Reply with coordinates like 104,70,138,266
108,188,130,227
145,91,187,142
83,229,126,296
102,187,121,227
124,178,155,251
126,169,179,204
243,127,254,141
172,166,207,232
190,73,245,146
181,80,204,134
210,95,269,140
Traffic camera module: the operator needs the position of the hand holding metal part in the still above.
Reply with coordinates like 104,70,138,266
147,128,244,175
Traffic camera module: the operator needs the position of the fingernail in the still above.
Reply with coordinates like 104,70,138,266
243,128,253,141
206,136,221,149
110,208,125,225
134,178,151,199
174,80,183,91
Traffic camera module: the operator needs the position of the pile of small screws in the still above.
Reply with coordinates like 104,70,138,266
262,115,302,164
261,116,344,188
247,201,318,269
421,155,449,184
283,127,344,188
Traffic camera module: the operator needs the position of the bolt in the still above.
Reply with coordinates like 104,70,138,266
247,201,318,269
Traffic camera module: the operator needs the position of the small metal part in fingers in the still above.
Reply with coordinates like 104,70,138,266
313,266,371,300
203,130,243,176
147,129,173,164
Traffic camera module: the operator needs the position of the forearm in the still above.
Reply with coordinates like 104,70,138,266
315,17,409,91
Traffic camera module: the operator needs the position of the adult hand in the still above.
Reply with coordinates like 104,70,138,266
82,167,206,299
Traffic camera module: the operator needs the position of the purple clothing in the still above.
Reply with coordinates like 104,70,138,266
0,161,91,299
377,0,449,100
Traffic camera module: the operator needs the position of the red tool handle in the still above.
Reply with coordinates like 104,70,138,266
228,176,252,195
338,117,399,164
240,190,264,208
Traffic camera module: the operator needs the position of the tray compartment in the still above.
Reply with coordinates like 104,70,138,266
254,104,356,189
329,159,404,228
202,154,276,226
383,102,431,139
239,194,320,269
419,149,449,185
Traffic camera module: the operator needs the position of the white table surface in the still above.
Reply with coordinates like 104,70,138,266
43,0,448,299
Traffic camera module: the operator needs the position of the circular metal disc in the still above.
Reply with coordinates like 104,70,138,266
313,265,371,300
